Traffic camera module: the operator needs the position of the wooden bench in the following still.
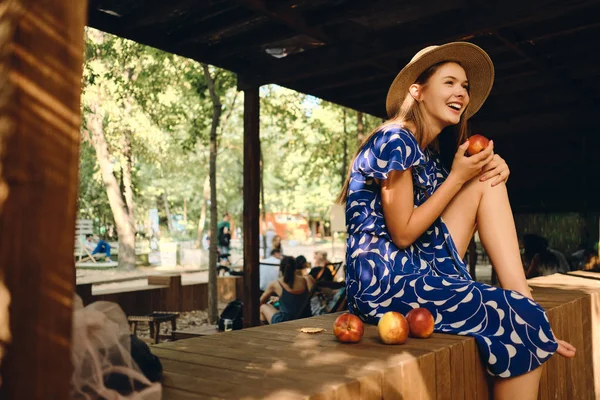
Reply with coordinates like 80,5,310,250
152,273,600,399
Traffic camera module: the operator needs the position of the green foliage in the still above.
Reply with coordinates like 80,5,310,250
79,28,381,238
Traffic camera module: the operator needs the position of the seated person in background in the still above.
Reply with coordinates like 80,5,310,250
309,250,333,281
259,256,313,324
312,285,347,316
309,265,333,282
259,249,282,292
84,234,112,262
571,245,599,271
312,250,330,268
295,255,310,275
522,233,569,278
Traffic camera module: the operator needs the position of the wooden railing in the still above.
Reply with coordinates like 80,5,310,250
76,275,243,316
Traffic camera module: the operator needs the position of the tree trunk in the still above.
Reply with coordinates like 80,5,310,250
196,176,209,248
357,111,365,146
121,131,135,223
203,64,222,325
162,191,173,232
183,198,188,226
88,103,136,270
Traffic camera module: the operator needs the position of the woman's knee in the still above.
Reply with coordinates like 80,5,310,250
462,175,505,198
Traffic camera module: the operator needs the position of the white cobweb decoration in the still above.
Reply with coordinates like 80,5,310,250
71,296,161,399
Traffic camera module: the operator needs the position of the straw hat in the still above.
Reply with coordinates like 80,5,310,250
386,42,494,119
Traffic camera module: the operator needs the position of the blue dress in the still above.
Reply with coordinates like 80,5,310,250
345,124,558,377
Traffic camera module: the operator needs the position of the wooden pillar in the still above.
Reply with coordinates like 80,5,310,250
242,84,260,327
0,0,87,398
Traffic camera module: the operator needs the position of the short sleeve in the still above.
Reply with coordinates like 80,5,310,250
355,126,425,179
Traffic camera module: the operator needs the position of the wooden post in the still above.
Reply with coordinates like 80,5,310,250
0,0,87,398
242,84,260,327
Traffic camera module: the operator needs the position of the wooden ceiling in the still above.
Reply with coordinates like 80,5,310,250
87,0,600,212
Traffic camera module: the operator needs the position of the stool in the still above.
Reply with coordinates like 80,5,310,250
127,311,179,344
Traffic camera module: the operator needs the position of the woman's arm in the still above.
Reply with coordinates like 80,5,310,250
304,275,315,292
381,170,464,248
260,282,276,305
382,141,494,249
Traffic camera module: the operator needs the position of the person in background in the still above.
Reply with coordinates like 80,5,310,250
264,222,276,256
259,249,283,292
271,234,283,255
313,251,330,267
309,251,332,281
570,243,599,271
259,256,313,324
84,234,112,262
217,213,232,257
295,255,310,275
522,234,569,278
201,231,210,251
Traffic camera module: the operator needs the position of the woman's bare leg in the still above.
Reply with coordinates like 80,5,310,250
442,179,530,296
260,304,277,324
493,367,542,400
442,178,575,394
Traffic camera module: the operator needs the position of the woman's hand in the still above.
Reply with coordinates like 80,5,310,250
556,338,576,358
479,153,510,186
449,140,495,185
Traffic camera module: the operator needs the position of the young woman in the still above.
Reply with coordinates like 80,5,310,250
337,42,575,399
259,256,313,324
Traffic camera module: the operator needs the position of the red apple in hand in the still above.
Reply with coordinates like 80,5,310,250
378,311,409,344
406,308,435,338
466,134,489,156
333,313,364,343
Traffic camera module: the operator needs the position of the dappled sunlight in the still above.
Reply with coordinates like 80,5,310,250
304,350,354,367
20,2,84,60
154,318,441,398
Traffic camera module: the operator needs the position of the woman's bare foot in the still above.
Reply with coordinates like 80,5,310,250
556,338,576,358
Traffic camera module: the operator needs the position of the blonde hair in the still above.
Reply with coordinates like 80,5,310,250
336,61,470,204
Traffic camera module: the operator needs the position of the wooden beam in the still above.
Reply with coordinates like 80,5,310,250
239,0,600,87
120,0,223,32
493,28,598,107
0,0,87,398
306,0,466,28
235,0,331,43
242,84,260,328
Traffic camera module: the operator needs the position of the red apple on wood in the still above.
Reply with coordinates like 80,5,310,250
378,311,409,344
466,134,489,156
333,313,364,343
406,308,435,338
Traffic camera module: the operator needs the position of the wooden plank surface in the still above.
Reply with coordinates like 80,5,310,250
529,273,600,396
154,275,600,399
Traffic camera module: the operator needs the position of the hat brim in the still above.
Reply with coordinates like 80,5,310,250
386,42,494,120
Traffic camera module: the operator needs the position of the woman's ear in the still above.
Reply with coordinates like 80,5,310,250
409,84,421,102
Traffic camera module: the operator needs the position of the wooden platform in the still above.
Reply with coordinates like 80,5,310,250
76,275,243,316
152,273,600,399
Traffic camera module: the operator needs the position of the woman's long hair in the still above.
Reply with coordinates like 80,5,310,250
336,61,470,204
280,256,296,287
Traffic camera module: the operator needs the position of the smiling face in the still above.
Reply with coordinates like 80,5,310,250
411,62,470,133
